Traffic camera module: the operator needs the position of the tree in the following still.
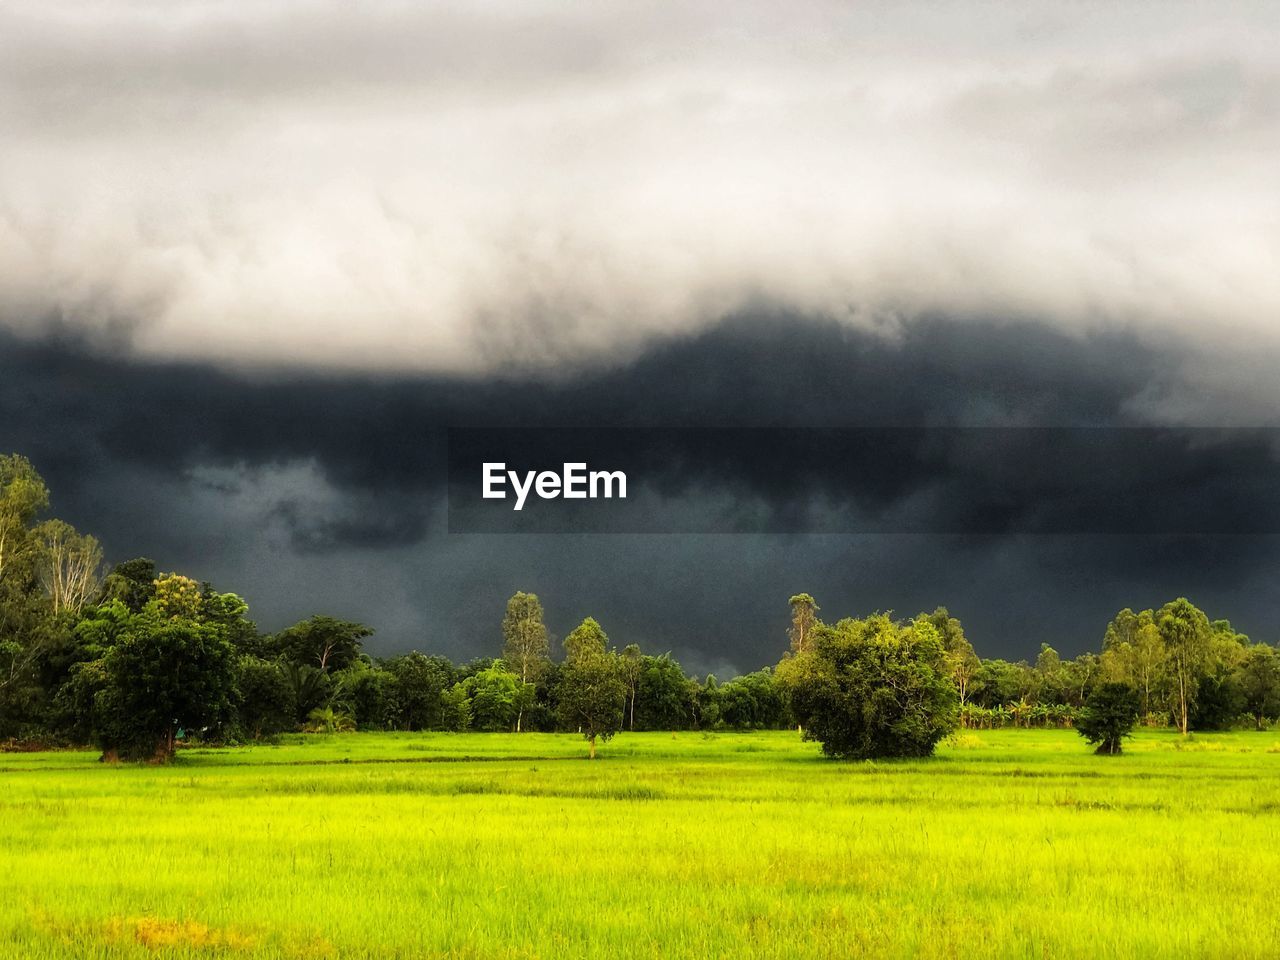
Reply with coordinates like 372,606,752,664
1157,598,1212,735
459,665,525,731
338,661,398,730
786,613,959,759
34,519,102,617
1236,645,1280,730
788,594,818,654
384,653,457,730
0,454,48,590
718,668,788,729
1076,682,1140,755
634,654,695,730
273,616,372,673
501,591,550,732
98,558,158,613
96,613,238,761
929,607,978,706
1101,609,1167,721
0,455,55,727
280,661,330,725
557,618,625,758
620,643,642,731
235,656,295,738
970,658,1027,708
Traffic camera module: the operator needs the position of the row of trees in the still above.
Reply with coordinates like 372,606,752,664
6,452,1280,761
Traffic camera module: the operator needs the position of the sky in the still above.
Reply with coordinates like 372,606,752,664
4,1,1280,674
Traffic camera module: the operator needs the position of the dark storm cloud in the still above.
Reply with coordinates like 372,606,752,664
7,315,1280,670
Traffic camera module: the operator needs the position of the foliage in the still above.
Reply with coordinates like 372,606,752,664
784,613,959,759
557,618,625,758
1076,682,1140,754
271,615,372,673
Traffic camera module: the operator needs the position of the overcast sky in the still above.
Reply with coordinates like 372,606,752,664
4,2,1279,672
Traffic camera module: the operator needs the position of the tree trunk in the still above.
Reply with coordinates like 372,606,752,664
1178,674,1189,735
516,710,522,733
629,690,635,731
588,735,596,760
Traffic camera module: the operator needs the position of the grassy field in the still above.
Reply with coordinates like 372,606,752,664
3,728,1280,959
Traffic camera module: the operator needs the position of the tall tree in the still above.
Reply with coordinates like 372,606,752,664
786,613,958,759
620,643,642,731
557,617,625,758
0,454,48,591
788,594,819,655
34,520,102,617
1156,598,1212,735
929,607,979,706
501,591,550,732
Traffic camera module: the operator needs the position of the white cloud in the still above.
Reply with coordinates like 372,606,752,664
1,0,1277,374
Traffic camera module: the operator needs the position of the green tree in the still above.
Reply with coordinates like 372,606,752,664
384,653,457,730
718,668,788,729
788,594,819,654
1101,608,1166,719
786,613,958,759
501,591,550,732
1076,682,1140,755
272,616,372,673
0,455,55,731
235,656,295,738
929,607,979,706
1236,645,1280,730
98,558,158,613
634,654,695,730
620,643,642,731
1157,598,1212,735
96,613,238,761
557,618,625,758
460,665,525,732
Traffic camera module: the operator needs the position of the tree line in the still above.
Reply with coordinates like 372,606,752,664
4,453,1280,761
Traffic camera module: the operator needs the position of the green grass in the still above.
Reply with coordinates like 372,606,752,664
3,728,1280,959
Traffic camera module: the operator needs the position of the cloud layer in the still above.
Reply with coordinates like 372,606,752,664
2,1,1277,376
8,318,1280,671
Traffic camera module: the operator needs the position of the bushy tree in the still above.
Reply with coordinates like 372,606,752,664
460,665,525,731
96,615,237,761
235,656,295,738
970,658,1028,708
384,652,457,730
784,613,958,760
1076,682,1139,755
634,654,695,731
557,618,625,758
1236,645,1280,730
272,616,372,673
718,669,788,729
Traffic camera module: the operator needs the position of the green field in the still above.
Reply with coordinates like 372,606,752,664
3,729,1279,959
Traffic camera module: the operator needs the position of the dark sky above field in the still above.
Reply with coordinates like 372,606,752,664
4,2,1280,672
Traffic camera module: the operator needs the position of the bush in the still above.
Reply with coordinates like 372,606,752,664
1076,683,1140,755
782,613,959,759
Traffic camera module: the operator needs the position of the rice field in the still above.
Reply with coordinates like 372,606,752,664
2,728,1279,959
